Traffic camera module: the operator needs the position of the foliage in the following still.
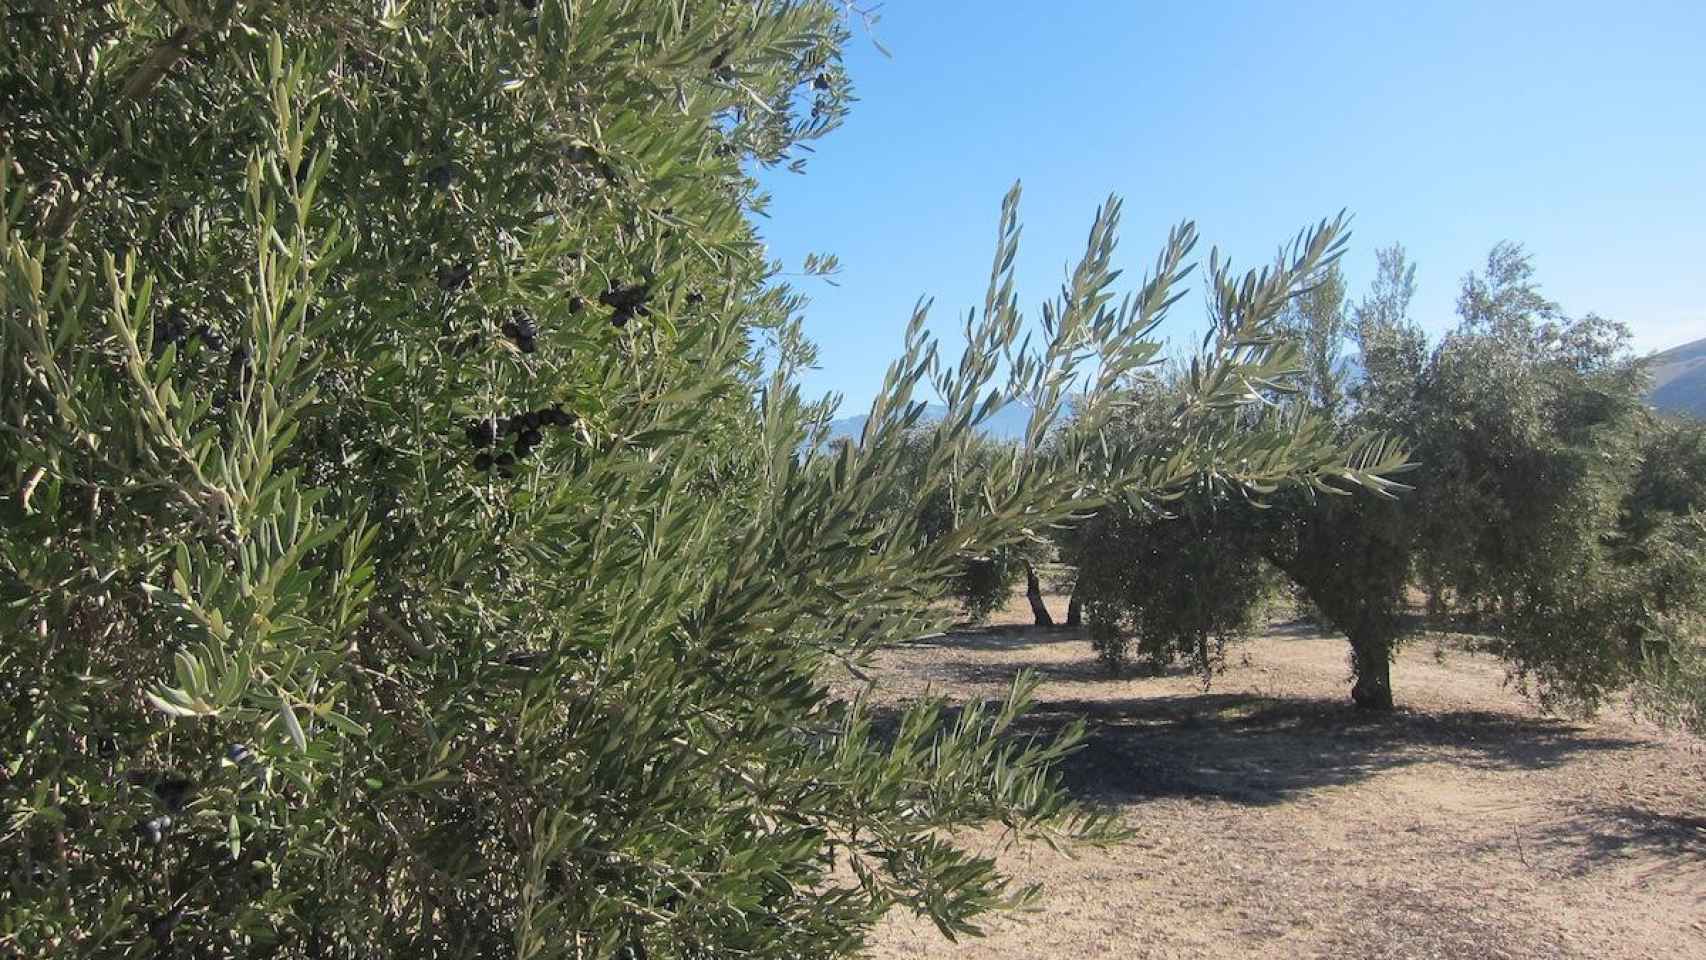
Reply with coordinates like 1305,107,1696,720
1279,261,1350,417
1407,248,1648,711
869,429,1031,623
1068,378,1276,677
1059,236,1412,681
1619,416,1706,729
0,4,1412,956
1077,500,1274,678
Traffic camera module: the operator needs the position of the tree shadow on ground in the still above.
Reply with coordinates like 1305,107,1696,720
902,623,1082,654
867,692,1649,807
1529,803,1706,881
932,650,1232,686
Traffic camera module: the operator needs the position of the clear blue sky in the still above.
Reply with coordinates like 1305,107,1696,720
755,0,1706,409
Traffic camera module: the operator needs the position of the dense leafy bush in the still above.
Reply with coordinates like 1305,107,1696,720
1619,416,1706,729
1076,502,1273,678
1407,249,1649,710
874,430,1030,623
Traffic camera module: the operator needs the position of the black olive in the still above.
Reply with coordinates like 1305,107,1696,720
813,73,831,91
423,164,454,191
152,307,188,354
504,314,539,352
494,452,516,467
437,262,473,291
520,428,543,448
135,814,173,844
148,906,185,945
473,453,494,471
568,296,585,314
610,309,630,328
467,419,499,447
154,776,193,811
686,291,704,306
519,411,541,430
543,407,575,427
226,743,253,766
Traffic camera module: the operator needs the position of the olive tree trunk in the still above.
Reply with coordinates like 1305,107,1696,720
1348,623,1394,711
1023,561,1054,627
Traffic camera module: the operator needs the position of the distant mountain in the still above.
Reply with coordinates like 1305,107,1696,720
822,400,1062,444
1648,336,1706,418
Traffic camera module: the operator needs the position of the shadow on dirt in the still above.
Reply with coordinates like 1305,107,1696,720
904,623,1084,654
866,691,1648,807
1530,804,1706,877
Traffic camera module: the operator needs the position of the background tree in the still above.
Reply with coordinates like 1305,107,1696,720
1256,249,1421,709
1273,242,1656,712
1078,237,1673,715
871,429,1036,624
1077,495,1276,678
1061,252,1409,682
1618,415,1706,730
1411,246,1649,711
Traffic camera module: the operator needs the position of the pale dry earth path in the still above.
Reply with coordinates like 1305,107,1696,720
853,595,1706,960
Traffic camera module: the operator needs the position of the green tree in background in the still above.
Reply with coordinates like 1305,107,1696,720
1412,245,1649,711
1620,416,1706,730
1268,241,1660,712
1060,254,1411,683
1258,249,1420,709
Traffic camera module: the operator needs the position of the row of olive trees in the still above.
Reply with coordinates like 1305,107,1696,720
0,3,1410,957
1066,240,1706,718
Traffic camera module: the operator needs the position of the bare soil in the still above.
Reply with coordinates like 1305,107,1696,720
856,592,1706,959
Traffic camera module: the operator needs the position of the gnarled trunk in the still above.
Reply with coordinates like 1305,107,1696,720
1065,587,1082,628
1024,561,1054,627
1348,624,1394,711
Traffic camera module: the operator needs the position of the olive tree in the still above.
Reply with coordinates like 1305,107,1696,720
1269,243,1658,712
0,4,1406,958
1620,415,1706,730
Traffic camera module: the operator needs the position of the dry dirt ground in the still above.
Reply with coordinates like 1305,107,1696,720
854,592,1706,960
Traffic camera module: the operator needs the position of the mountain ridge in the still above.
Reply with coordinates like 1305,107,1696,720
1647,336,1706,417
